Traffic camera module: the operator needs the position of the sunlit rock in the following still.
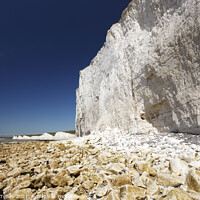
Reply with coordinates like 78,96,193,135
51,174,72,187
102,190,120,200
111,173,132,187
169,158,189,177
7,168,21,178
67,165,83,176
82,180,94,190
76,0,200,136
120,185,146,200
146,182,159,196
106,163,126,174
186,169,200,192
164,188,192,200
96,186,109,198
0,173,6,182
157,172,185,187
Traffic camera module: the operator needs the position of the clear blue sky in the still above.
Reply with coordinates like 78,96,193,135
0,0,131,136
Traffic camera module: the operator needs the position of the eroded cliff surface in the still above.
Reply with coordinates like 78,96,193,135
76,0,200,136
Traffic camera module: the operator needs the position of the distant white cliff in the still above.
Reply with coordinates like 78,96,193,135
76,0,200,136
13,132,76,140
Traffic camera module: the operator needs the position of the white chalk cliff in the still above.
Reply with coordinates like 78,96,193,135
76,0,200,136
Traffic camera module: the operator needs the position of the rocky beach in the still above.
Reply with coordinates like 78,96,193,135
1,131,200,200
1,0,199,199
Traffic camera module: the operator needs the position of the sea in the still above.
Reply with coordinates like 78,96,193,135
0,134,13,143
0,137,13,143
0,136,27,143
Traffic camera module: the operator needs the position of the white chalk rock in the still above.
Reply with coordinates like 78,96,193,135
12,132,76,141
54,132,76,140
76,0,200,136
22,135,31,140
170,158,189,177
180,152,196,163
30,133,54,140
189,161,200,169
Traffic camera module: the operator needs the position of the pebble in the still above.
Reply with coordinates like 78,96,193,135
0,130,200,199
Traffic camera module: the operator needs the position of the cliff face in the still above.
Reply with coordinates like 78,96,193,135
76,0,200,136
